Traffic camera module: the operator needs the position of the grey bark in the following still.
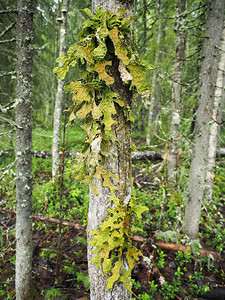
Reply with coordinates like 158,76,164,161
205,22,225,203
167,0,187,185
15,0,34,299
87,2,134,299
52,0,69,180
184,0,225,239
146,0,163,146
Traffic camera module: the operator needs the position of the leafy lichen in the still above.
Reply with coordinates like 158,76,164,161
54,7,151,292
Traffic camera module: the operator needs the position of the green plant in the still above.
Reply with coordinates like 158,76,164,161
161,281,178,299
156,249,166,270
175,250,192,266
131,279,142,291
76,271,90,290
188,269,210,295
76,236,87,247
174,267,184,285
64,262,76,275
40,249,56,260
45,288,63,300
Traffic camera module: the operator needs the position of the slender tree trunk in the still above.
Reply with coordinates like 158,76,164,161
166,0,187,185
50,2,60,127
87,2,133,299
146,0,163,146
52,0,69,180
184,0,225,239
143,0,147,52
205,22,225,203
15,0,34,299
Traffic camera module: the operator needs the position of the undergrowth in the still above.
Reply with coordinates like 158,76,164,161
0,125,225,298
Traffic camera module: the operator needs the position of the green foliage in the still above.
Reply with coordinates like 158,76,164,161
156,249,166,270
54,8,151,292
76,236,87,247
45,288,63,300
33,166,89,224
175,250,192,266
76,271,90,290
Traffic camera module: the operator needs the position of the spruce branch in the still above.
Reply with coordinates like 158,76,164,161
0,71,16,78
0,38,16,44
0,9,17,14
0,21,16,39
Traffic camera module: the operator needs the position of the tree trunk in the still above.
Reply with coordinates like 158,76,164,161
166,0,187,186
15,0,34,299
87,2,133,299
184,0,225,239
146,0,163,146
205,22,225,203
52,0,69,180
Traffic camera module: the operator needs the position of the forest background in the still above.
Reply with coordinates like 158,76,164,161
1,0,225,299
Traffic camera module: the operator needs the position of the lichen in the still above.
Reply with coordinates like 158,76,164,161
54,8,151,292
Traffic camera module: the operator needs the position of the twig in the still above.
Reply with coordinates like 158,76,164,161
0,38,16,44
0,9,17,14
0,21,16,39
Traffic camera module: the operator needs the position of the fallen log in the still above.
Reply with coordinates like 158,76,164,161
131,150,163,161
0,149,163,161
1,148,225,160
132,235,221,260
0,207,84,230
155,240,221,260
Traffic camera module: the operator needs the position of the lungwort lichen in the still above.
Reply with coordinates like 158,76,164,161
54,7,151,292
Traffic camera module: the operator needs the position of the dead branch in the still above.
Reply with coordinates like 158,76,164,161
132,236,221,260
0,208,84,230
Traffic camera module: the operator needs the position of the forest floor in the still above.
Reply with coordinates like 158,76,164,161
1,159,225,299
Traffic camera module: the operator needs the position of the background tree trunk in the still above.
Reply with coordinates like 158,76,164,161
205,22,225,203
184,0,225,239
146,0,163,146
15,0,34,298
52,0,69,180
87,1,134,299
166,0,187,186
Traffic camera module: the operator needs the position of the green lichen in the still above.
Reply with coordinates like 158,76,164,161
54,8,151,292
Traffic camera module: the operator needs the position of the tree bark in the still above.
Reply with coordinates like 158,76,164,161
15,0,34,299
167,0,187,186
184,0,225,240
146,0,163,146
87,2,134,299
205,22,225,203
52,0,69,180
